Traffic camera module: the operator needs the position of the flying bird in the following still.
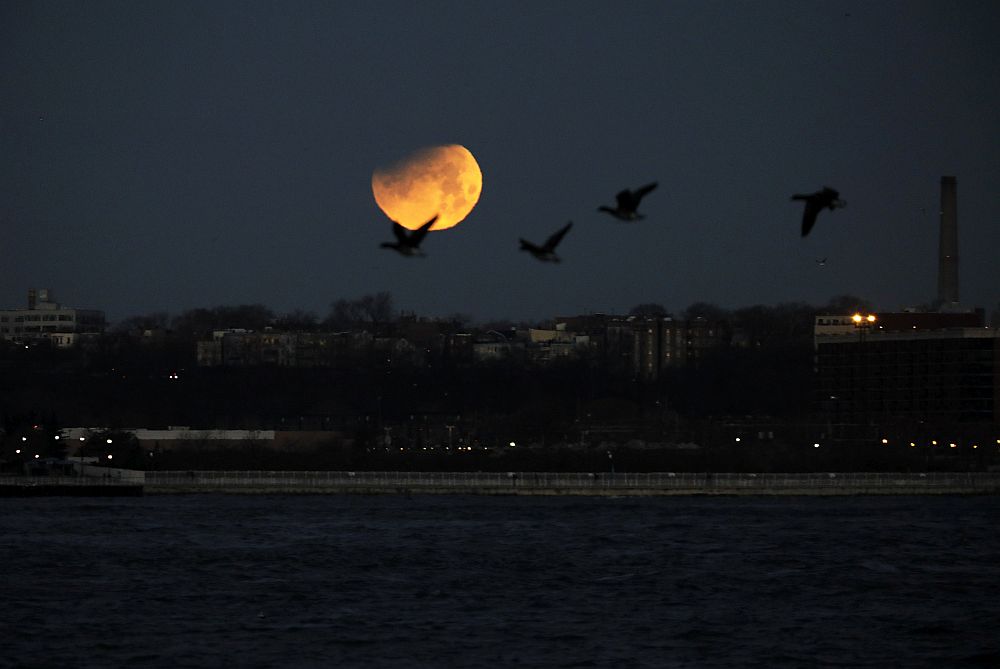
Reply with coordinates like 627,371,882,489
792,187,845,237
598,182,658,221
520,222,573,262
380,214,438,256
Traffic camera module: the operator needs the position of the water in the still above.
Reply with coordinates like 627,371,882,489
2,494,999,668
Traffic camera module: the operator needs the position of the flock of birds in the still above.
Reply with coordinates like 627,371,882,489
380,183,845,262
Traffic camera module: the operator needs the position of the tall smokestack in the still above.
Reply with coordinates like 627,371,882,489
937,176,959,306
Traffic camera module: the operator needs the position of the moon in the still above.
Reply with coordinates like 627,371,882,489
371,145,483,231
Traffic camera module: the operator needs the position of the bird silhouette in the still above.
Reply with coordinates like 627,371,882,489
792,187,845,237
380,214,438,256
598,182,658,221
519,222,573,262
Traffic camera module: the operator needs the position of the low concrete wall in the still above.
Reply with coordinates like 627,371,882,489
141,471,1000,495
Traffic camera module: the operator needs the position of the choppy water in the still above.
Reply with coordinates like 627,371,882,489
1,494,999,668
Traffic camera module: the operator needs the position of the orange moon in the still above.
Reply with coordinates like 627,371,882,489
371,145,483,231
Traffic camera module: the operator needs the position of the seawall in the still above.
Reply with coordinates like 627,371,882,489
6,472,999,496
140,471,1000,496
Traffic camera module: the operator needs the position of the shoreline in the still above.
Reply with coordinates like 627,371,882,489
4,471,999,496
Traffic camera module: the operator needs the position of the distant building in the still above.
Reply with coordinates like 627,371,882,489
0,288,105,347
553,314,725,380
814,310,1000,436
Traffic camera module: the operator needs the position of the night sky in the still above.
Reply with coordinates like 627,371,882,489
2,1,998,324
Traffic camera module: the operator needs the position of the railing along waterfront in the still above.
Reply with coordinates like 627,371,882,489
140,471,1000,494
0,475,141,487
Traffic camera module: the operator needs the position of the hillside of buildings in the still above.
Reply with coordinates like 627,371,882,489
2,293,998,473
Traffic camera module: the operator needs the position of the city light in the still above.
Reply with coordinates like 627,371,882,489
881,438,888,444
107,454,113,460
106,438,113,444
15,449,20,454
54,435,60,440
813,443,820,448
949,443,957,448
21,437,26,442
509,441,516,447
932,440,938,446
735,437,741,442
909,442,915,447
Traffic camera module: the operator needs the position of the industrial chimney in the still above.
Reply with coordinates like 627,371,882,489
937,176,959,306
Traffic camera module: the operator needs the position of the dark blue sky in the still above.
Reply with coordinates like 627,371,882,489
2,1,998,323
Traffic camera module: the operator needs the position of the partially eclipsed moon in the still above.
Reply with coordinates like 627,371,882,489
372,145,483,231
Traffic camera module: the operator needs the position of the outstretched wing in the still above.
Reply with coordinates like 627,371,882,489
409,214,439,246
542,221,573,251
391,220,409,243
801,200,822,237
632,182,658,204
519,238,542,253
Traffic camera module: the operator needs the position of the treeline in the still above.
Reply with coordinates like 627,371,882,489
0,293,878,432
113,292,399,339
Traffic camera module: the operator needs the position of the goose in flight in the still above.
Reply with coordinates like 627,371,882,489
598,182,658,221
520,222,573,262
380,215,438,256
792,187,845,237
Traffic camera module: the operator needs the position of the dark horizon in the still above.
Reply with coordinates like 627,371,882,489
4,286,995,331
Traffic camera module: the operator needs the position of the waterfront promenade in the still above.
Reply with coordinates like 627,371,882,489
5,470,995,496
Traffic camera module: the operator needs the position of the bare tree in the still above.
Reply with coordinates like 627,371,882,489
683,302,729,322
274,309,319,331
628,303,669,317
821,294,874,315
324,293,395,331
113,312,170,334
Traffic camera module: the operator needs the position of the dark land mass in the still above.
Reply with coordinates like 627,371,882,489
2,299,997,474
